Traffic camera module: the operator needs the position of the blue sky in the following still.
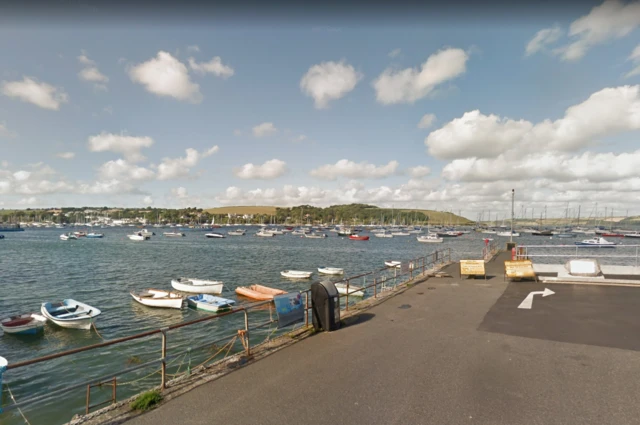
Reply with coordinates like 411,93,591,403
1,0,640,219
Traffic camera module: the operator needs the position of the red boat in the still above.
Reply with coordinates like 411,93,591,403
349,235,369,241
601,233,624,237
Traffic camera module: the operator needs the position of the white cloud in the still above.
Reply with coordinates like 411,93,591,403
625,44,640,78
555,0,640,61
56,152,75,159
128,51,202,103
0,163,73,196
417,113,436,129
525,26,564,56
187,45,200,52
426,85,640,160
88,132,154,163
98,159,155,181
291,134,307,143
172,187,189,198
77,53,109,90
0,123,16,138
17,197,37,206
188,57,234,78
1,77,69,110
300,60,362,109
143,195,154,205
388,48,402,58
234,159,287,180
407,166,431,178
310,159,400,181
168,186,201,207
373,48,468,105
252,122,277,138
233,129,243,137
156,145,219,180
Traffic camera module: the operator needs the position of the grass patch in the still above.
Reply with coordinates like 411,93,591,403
130,390,163,412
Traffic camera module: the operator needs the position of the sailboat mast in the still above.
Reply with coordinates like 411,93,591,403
510,189,515,243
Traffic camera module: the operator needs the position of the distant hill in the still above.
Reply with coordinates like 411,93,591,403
205,204,473,225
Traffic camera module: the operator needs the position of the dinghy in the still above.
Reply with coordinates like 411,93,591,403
318,267,344,275
60,233,77,240
205,232,225,238
374,232,393,238
186,294,235,313
334,283,365,297
280,270,313,279
227,230,246,236
417,235,444,243
130,289,183,309
127,232,149,241
235,284,287,301
385,261,402,268
304,233,327,239
348,235,369,241
171,277,224,294
256,230,275,237
163,232,185,237
86,233,104,238
40,299,101,330
1,313,46,335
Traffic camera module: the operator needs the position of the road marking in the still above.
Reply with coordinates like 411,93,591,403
518,288,555,309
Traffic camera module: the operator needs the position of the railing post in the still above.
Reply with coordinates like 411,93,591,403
305,292,309,327
346,279,350,311
160,327,168,390
0,357,5,414
243,310,250,356
422,257,425,274
374,277,377,298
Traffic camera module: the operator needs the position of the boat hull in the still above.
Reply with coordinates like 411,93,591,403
349,236,369,241
235,285,287,301
385,261,401,268
41,300,100,330
318,267,344,275
281,271,313,279
130,290,183,309
186,295,235,313
1,314,46,335
334,283,364,297
171,278,223,294
417,237,443,243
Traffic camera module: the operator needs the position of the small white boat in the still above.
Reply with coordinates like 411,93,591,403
334,283,365,297
304,233,327,239
227,230,246,236
374,232,393,238
127,232,150,241
41,299,101,330
86,233,104,238
171,277,224,294
139,229,155,237
385,261,402,268
417,234,444,243
186,294,235,313
205,232,226,239
497,231,520,237
256,230,275,237
60,233,77,241
1,313,47,335
281,270,313,279
624,232,640,239
318,267,344,275
130,289,183,309
391,232,411,236
163,232,185,237
575,237,617,248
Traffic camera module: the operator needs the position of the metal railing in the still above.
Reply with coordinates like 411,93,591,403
0,248,452,423
483,240,499,261
514,244,640,267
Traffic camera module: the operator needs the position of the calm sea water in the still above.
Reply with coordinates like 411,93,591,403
0,227,636,425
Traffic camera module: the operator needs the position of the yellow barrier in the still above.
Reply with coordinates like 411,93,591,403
460,260,486,280
504,260,537,282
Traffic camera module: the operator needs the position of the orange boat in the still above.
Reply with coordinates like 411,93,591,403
235,284,288,301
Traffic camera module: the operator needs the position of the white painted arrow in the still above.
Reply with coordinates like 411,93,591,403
517,288,555,309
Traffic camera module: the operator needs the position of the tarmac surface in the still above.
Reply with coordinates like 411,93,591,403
125,252,640,425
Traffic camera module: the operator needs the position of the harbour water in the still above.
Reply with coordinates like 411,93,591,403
1,227,637,425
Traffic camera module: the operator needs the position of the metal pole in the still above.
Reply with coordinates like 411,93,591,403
160,328,167,390
243,310,250,356
0,356,5,414
510,189,514,244
305,292,309,327
374,277,377,299
346,279,350,311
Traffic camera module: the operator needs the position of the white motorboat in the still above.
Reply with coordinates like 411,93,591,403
186,294,235,313
60,233,77,241
86,233,104,238
334,282,365,297
318,267,344,275
624,232,640,239
304,233,327,239
140,229,155,237
127,232,149,241
417,234,444,243
1,313,47,335
391,232,411,236
265,228,284,235
497,231,520,237
256,230,275,237
227,230,246,236
130,289,183,309
163,232,185,237
575,237,617,248
280,270,313,279
205,232,226,239
385,261,402,268
40,299,101,330
171,277,224,294
374,232,393,238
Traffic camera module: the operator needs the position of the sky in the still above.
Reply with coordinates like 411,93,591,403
1,0,640,220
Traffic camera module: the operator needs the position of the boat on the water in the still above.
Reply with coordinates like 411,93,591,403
575,237,617,248
1,313,47,335
385,261,402,268
128,232,150,241
281,270,313,279
256,230,275,237
334,282,365,297
417,234,444,243
73,231,87,238
171,277,224,294
205,232,225,239
186,294,235,313
0,235,4,239
304,233,327,239
227,230,246,236
349,235,369,241
60,233,77,240
318,267,344,275
235,284,287,301
163,232,186,237
437,231,462,237
86,233,104,238
40,299,101,330
532,230,553,236
601,233,625,238
130,289,183,309
374,232,393,238
497,231,520,237
625,232,640,238
556,233,576,238
391,232,411,236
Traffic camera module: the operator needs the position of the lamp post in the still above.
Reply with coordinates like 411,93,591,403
510,189,515,244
